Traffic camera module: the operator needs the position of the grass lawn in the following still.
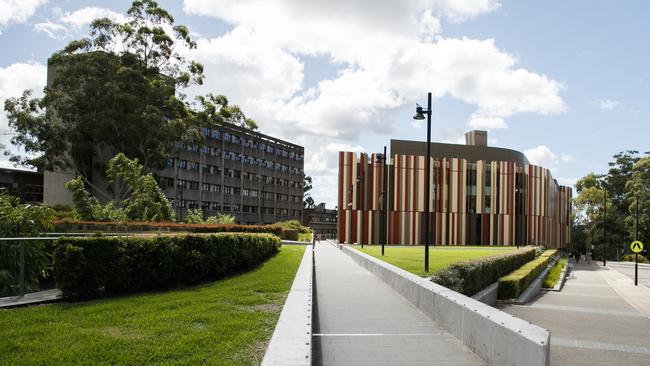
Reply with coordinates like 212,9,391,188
543,257,568,288
0,245,306,366
357,245,517,276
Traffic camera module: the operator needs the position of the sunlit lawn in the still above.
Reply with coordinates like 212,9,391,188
357,245,517,276
0,246,306,366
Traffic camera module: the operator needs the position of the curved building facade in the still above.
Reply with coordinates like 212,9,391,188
337,131,572,248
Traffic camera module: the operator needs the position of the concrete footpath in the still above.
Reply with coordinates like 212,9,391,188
499,261,650,366
312,242,485,366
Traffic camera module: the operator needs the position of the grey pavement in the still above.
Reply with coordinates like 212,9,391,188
313,242,485,366
0,288,61,308
608,261,650,288
499,261,650,366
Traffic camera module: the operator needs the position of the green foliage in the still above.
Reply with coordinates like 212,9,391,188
53,233,281,300
184,208,204,224
0,191,56,295
625,156,650,245
65,154,174,222
272,219,311,233
184,208,235,225
0,246,305,365
543,257,567,288
431,247,536,296
4,0,203,174
622,254,648,263
204,213,235,224
498,250,555,299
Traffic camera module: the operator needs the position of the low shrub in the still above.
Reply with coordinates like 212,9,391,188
543,257,567,288
271,220,311,234
431,247,536,296
498,250,554,299
622,254,648,263
53,233,281,300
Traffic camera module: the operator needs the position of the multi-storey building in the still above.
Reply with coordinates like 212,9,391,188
0,167,43,204
42,56,305,224
158,122,305,224
302,202,338,239
338,130,572,248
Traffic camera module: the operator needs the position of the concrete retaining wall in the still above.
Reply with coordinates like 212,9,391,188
261,246,313,366
472,282,498,306
342,245,550,366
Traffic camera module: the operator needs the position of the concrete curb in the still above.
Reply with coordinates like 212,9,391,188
472,282,498,306
342,245,550,366
261,246,313,366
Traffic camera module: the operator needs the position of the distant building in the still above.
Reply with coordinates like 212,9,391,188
0,168,43,204
43,56,305,224
302,202,337,239
338,130,572,248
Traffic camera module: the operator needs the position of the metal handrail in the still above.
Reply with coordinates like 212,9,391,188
1,234,132,297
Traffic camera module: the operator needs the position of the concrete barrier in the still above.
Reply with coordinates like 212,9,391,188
261,246,313,366
342,245,550,366
472,282,498,306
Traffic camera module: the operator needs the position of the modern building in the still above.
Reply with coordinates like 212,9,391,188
158,123,305,224
338,130,572,248
43,56,305,224
302,202,338,239
0,167,43,204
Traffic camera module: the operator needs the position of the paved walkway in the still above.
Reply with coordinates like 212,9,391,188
499,261,650,366
312,242,485,366
0,289,61,309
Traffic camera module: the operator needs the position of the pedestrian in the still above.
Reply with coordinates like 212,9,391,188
575,252,580,264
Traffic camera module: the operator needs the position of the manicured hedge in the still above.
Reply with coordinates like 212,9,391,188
498,250,555,299
53,233,281,300
431,247,536,296
50,220,312,240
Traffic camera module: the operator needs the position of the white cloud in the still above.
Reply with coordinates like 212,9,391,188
0,0,48,27
59,6,125,30
524,145,557,168
560,154,574,163
34,20,69,40
181,0,565,206
34,6,125,40
598,99,619,110
556,177,578,187
0,62,47,166
468,115,507,129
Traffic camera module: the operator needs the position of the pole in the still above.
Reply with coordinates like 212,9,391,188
603,188,607,266
381,146,388,257
424,92,432,273
358,173,364,248
635,196,639,286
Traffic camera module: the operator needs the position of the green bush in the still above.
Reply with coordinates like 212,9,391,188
271,220,311,234
53,233,280,300
431,247,536,296
622,254,648,263
543,257,567,288
498,250,554,299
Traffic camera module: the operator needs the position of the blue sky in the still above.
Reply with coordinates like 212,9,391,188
0,0,648,207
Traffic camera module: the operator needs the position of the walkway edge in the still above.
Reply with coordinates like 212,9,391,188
342,245,550,366
261,246,313,366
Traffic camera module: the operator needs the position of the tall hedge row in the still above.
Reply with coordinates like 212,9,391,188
431,247,536,296
498,250,556,299
53,233,281,300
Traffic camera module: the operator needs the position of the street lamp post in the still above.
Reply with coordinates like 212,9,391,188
376,147,388,256
357,175,364,248
603,186,607,266
413,92,433,273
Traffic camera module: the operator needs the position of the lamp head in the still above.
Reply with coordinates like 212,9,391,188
413,104,426,120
